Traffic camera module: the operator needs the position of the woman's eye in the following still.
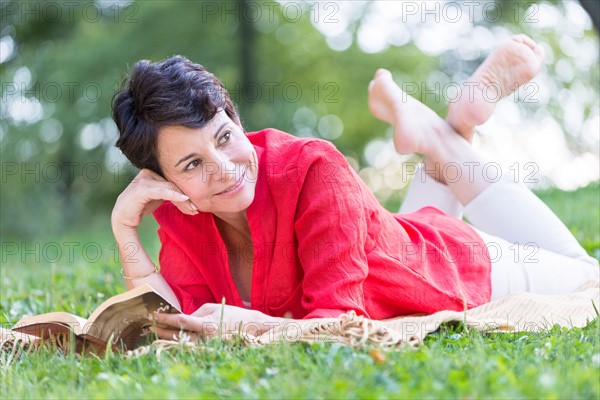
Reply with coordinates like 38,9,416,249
186,160,200,171
218,131,231,146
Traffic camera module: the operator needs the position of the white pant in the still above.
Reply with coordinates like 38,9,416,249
400,165,599,301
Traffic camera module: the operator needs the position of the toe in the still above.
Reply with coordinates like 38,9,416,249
533,44,545,63
375,68,392,79
512,34,536,49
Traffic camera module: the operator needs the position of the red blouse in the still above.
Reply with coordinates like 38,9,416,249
154,128,491,319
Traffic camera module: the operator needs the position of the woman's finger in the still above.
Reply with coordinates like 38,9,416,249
154,313,218,336
192,303,222,317
172,200,199,215
153,326,200,342
143,186,189,203
137,168,166,182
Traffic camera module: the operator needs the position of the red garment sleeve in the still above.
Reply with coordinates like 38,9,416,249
294,141,370,319
157,228,215,314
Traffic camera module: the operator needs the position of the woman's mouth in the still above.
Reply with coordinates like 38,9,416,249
216,170,246,196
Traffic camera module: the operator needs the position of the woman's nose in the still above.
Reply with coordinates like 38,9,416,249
206,152,237,183
218,159,238,182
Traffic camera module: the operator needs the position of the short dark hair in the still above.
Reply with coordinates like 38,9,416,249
111,55,239,176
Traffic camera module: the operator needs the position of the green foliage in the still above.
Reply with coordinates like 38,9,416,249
1,308,598,398
1,2,598,394
536,182,600,258
2,0,598,239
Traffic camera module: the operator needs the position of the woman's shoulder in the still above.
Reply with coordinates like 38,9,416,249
153,201,211,232
153,200,178,221
248,128,342,163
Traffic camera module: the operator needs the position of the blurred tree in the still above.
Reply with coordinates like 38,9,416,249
0,0,598,240
579,0,599,30
239,0,257,118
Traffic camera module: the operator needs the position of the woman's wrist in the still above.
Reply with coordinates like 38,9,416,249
112,228,157,278
121,264,159,280
112,225,139,244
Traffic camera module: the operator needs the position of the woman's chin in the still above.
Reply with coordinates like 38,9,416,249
211,188,256,214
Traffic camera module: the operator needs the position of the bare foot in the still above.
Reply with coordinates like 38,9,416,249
368,68,447,155
446,34,545,141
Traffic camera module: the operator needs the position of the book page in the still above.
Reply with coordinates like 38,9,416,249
0,327,40,344
12,312,88,337
83,286,180,350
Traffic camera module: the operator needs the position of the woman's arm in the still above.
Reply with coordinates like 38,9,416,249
111,168,199,309
112,228,181,308
153,303,288,341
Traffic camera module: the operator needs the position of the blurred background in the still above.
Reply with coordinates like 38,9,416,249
1,0,598,246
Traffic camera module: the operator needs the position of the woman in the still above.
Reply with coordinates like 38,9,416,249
111,35,598,340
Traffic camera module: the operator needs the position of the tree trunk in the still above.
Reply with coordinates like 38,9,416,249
579,0,600,32
239,0,257,127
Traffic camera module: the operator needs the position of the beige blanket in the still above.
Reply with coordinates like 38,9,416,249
254,280,599,348
2,280,598,361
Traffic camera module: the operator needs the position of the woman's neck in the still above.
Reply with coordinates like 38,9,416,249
213,210,251,241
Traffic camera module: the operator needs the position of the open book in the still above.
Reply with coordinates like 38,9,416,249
10,284,180,353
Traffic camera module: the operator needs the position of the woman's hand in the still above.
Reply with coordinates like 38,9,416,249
109,168,191,302
111,168,198,235
152,303,284,341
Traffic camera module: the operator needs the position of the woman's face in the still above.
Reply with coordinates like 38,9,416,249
157,110,258,216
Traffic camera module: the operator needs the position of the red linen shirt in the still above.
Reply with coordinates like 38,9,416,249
154,128,491,319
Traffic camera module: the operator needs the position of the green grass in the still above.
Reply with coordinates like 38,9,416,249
1,183,599,399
